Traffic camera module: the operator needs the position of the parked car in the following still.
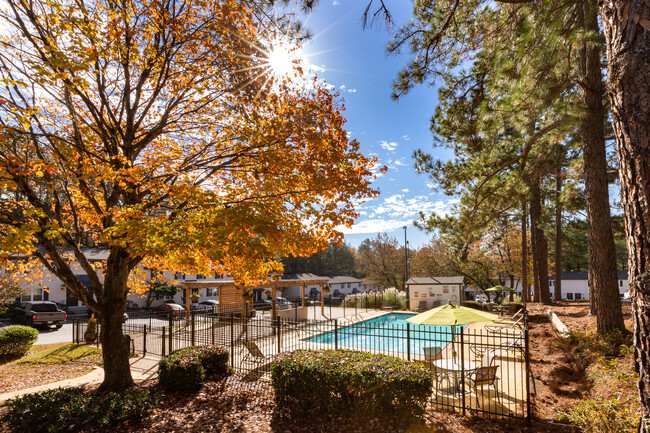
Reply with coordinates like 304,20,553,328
275,297,291,310
191,300,219,311
152,303,186,318
125,300,139,310
12,301,67,329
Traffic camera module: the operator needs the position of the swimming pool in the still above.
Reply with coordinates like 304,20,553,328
306,313,465,355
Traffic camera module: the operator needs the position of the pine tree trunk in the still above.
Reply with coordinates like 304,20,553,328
578,0,625,333
530,202,540,303
521,203,530,302
96,253,134,392
555,163,563,302
600,0,650,428
530,185,552,304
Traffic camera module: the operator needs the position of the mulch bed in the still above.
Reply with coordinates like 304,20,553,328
0,354,101,394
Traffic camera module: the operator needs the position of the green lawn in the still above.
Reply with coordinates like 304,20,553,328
15,343,101,365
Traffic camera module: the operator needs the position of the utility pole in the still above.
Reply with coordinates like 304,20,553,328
404,226,409,310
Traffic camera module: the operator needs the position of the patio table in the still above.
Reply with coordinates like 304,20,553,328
433,358,478,395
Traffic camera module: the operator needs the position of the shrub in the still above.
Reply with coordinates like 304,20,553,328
194,345,230,375
0,325,39,357
271,349,432,418
158,348,205,392
1,386,158,433
557,395,639,433
464,300,484,311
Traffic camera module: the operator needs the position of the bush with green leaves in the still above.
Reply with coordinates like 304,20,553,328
464,300,484,310
1,386,158,433
557,395,639,433
271,349,432,418
193,345,230,375
0,325,39,357
158,345,230,392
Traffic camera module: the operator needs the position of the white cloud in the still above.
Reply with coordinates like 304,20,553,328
394,158,408,167
339,219,412,234
378,140,398,152
339,84,357,93
333,0,339,5
370,194,458,219
402,134,411,141
401,188,409,193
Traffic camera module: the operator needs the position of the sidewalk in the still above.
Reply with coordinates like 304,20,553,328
0,355,159,405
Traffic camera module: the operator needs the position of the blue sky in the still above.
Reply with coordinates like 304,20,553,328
294,2,458,249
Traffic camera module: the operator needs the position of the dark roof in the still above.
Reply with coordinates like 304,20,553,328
407,277,464,285
549,271,628,280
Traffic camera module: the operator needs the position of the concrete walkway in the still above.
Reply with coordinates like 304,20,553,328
0,355,159,404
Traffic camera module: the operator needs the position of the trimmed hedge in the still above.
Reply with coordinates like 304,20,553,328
271,349,432,418
1,386,158,433
158,345,230,392
464,300,484,311
0,325,39,357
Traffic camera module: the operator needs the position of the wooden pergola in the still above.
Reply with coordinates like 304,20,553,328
180,276,331,320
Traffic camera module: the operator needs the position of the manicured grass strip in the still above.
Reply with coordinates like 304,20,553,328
16,343,101,364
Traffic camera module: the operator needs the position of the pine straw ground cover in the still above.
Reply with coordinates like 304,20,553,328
0,302,639,432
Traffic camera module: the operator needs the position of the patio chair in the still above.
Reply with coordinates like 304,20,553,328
240,340,274,370
423,346,443,365
484,316,524,334
381,300,397,310
415,300,428,312
430,363,451,397
493,308,523,324
465,365,500,407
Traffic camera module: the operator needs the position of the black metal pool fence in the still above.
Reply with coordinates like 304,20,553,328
72,302,531,419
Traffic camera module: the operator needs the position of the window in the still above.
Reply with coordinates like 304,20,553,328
619,280,623,287
575,293,582,300
21,288,43,302
174,272,184,280
550,280,554,286
347,283,351,288
566,293,573,300
197,274,204,280
206,288,218,297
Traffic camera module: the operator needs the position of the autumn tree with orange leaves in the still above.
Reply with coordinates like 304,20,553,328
0,0,379,391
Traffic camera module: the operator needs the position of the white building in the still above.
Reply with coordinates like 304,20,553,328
547,271,629,301
406,276,465,310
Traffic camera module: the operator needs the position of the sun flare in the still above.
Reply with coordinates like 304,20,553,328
266,45,300,77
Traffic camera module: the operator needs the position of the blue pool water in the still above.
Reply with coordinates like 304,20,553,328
306,313,465,355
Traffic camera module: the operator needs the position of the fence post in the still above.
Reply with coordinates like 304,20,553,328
343,298,346,317
525,310,531,420
143,325,147,356
191,311,196,346
460,327,466,416
407,323,411,361
230,313,234,368
276,317,281,354
168,314,173,353
334,319,338,350
211,314,215,345
162,327,166,357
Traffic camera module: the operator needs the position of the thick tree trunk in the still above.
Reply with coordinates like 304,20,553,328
521,203,530,302
96,253,134,392
530,203,539,303
555,156,563,302
578,0,626,332
600,0,650,429
530,185,552,304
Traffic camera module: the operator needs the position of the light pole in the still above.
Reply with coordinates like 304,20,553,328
403,226,409,310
